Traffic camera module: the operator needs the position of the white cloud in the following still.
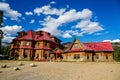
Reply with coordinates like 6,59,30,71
38,9,88,35
37,16,60,35
57,9,81,23
73,19,104,34
34,4,104,38
30,19,35,24
0,25,23,43
103,39,120,43
34,5,66,16
50,1,56,4
61,30,83,38
0,2,22,20
1,25,23,34
62,32,72,38
25,11,33,15
80,9,92,19
2,35,15,43
57,8,92,23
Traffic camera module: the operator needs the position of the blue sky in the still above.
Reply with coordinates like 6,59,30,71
0,0,120,43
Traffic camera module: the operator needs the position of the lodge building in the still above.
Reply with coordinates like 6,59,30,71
9,30,114,61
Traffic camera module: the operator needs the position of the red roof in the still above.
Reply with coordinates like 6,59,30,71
16,30,55,41
81,43,93,51
85,42,113,51
35,31,51,41
20,30,36,40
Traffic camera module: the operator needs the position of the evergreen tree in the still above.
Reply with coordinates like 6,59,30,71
1,46,10,55
113,46,120,61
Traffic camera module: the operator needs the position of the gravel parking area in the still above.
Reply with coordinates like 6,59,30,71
0,60,120,80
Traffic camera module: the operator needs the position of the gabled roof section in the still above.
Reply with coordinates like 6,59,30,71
70,38,83,50
20,30,36,40
35,31,52,41
68,37,93,52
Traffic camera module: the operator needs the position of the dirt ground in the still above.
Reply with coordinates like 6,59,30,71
0,60,120,80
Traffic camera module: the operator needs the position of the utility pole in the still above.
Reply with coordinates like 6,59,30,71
0,10,3,54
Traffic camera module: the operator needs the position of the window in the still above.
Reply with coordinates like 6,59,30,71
96,54,99,59
36,54,39,59
74,43,78,48
21,42,23,45
37,42,40,46
18,42,21,46
43,54,47,59
106,54,108,59
74,54,80,59
87,54,89,59
26,41,30,46
23,52,27,58
44,42,48,46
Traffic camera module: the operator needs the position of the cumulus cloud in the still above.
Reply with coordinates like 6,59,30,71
0,2,22,20
62,32,72,38
57,9,81,23
61,30,83,38
25,11,33,15
2,35,15,43
80,9,92,19
34,5,66,16
103,39,120,43
0,25,23,43
1,25,23,34
73,19,104,34
30,19,35,24
37,16,60,35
